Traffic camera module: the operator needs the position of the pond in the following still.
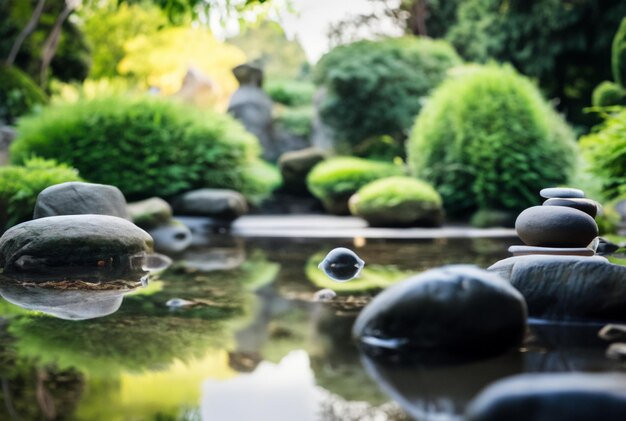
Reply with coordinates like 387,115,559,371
0,234,623,421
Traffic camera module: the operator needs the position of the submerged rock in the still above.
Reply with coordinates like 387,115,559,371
488,255,626,321
352,265,527,360
34,182,130,219
147,219,192,254
515,206,598,248
0,215,153,274
172,188,248,221
127,197,173,229
466,373,626,421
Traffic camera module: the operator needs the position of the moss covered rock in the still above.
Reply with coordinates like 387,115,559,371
307,157,404,215
349,176,444,227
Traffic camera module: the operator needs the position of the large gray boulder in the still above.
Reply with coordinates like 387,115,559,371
488,255,626,321
466,373,626,421
0,215,153,274
352,265,527,360
127,197,173,229
34,181,129,219
172,189,248,221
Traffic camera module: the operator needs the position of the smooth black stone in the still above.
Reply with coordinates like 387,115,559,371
488,255,626,321
0,215,153,274
543,197,598,218
540,187,585,199
466,373,626,421
34,182,129,219
515,206,598,247
318,247,364,281
352,265,527,359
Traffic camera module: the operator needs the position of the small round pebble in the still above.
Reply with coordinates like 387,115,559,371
313,288,337,302
540,187,585,199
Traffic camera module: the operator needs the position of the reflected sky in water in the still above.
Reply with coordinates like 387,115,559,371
0,236,623,420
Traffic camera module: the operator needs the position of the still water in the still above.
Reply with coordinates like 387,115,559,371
0,236,623,421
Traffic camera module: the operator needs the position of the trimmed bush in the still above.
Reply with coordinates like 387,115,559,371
0,158,82,231
349,176,444,227
10,96,275,202
306,157,404,214
580,108,626,199
314,37,461,150
0,66,47,125
613,17,626,88
408,65,577,216
265,79,315,106
592,81,626,107
274,105,313,137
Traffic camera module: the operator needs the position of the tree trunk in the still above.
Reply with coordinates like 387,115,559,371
408,0,428,37
5,0,47,67
39,1,76,86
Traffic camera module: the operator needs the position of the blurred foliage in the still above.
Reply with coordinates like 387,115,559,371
445,0,626,129
49,77,138,103
592,81,626,108
0,65,47,125
274,105,314,138
349,176,443,227
306,250,413,293
0,0,90,85
265,79,315,107
613,17,626,88
580,108,626,199
229,21,309,80
0,157,82,231
314,37,460,152
118,27,245,108
82,1,169,80
10,96,274,202
408,65,577,216
307,157,405,214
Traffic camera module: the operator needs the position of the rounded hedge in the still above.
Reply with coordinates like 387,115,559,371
580,108,626,199
10,96,276,202
0,66,47,125
0,158,82,231
314,37,461,149
592,81,626,107
408,65,577,216
349,176,444,227
306,157,404,214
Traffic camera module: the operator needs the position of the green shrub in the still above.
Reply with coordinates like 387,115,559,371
314,37,461,150
265,79,315,106
349,176,443,227
306,157,404,214
0,66,47,125
613,17,626,88
580,108,626,199
592,81,626,107
408,65,577,216
10,96,274,202
0,158,82,231
274,105,314,137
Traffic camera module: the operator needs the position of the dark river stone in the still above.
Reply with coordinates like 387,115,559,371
352,265,527,360
34,181,130,219
515,206,598,248
0,215,153,274
543,197,598,218
488,255,626,321
465,373,626,421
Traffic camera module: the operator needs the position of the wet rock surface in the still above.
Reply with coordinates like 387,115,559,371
488,255,626,321
34,182,130,219
172,188,248,221
0,215,153,274
352,265,527,360
465,373,626,421
515,206,598,248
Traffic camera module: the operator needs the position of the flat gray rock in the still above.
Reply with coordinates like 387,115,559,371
0,215,153,274
488,255,626,321
352,265,527,360
172,188,248,220
466,373,626,421
508,245,594,256
540,187,585,199
34,182,129,219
